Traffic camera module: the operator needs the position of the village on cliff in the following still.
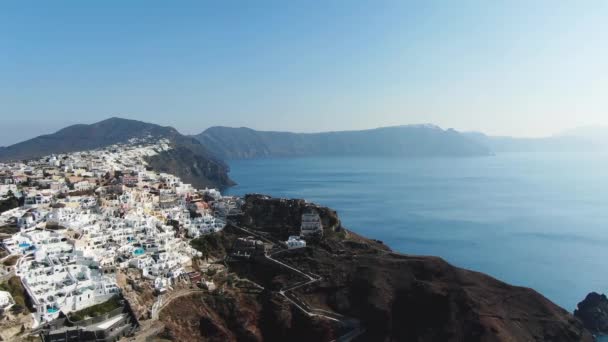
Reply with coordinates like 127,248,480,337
0,138,319,341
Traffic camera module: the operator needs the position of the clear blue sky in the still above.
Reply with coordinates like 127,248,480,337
1,1,607,146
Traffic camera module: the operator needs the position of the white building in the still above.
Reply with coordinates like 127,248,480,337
0,183,18,197
73,180,94,192
185,215,225,238
19,250,118,326
16,209,48,230
286,236,306,249
23,192,52,207
300,210,323,236
4,230,72,256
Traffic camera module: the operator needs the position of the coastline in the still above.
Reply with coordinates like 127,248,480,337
224,154,608,312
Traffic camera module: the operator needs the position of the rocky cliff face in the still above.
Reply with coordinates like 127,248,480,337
145,145,235,190
574,292,608,335
159,195,592,341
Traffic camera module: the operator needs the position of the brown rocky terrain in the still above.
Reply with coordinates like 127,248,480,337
158,289,340,342
279,244,590,341
116,269,157,321
158,194,592,341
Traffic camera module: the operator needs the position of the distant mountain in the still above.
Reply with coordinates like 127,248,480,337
559,125,608,147
194,125,491,159
0,117,182,160
0,117,234,189
463,132,598,153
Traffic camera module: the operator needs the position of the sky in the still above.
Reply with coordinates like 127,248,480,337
1,1,608,146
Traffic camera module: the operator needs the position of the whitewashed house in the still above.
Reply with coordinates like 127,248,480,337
286,236,306,249
300,210,323,237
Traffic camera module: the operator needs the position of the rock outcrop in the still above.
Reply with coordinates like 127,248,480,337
574,292,608,335
236,194,341,240
145,145,235,190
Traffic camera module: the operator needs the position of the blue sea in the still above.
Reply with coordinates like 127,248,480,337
225,153,608,312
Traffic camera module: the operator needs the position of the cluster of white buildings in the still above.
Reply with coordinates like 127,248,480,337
0,139,233,327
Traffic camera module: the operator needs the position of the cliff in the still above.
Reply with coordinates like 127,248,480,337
158,195,592,341
195,125,491,159
145,145,235,190
574,292,608,335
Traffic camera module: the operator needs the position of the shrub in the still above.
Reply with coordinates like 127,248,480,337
190,233,227,259
68,296,122,321
0,276,29,314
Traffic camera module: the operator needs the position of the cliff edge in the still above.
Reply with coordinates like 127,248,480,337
574,292,608,335
159,195,592,341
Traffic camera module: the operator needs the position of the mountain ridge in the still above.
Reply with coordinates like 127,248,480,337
0,117,182,161
195,125,491,159
0,117,234,189
463,131,598,153
558,125,608,147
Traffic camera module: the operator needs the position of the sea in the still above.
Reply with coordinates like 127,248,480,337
225,152,608,313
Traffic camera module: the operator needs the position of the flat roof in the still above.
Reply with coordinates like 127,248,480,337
94,313,124,330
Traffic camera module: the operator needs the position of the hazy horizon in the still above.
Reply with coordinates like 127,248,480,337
2,116,607,148
2,1,608,145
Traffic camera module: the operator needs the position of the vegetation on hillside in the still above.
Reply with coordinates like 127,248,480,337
0,190,21,214
0,224,19,235
190,233,229,260
0,276,29,314
68,295,122,322
2,255,20,267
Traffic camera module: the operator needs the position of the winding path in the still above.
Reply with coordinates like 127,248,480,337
132,221,365,341
152,288,206,319
228,220,365,342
